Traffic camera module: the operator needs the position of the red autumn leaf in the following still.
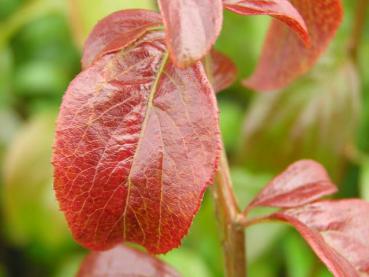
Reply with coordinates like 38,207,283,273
224,0,309,45
272,200,369,277
81,9,162,69
77,245,180,277
204,50,237,93
158,0,223,67
244,0,343,91
52,30,220,254
247,160,337,210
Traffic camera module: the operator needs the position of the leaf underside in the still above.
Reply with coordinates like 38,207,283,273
53,11,220,254
158,0,223,67
272,200,369,277
77,245,180,277
224,0,310,45
248,160,337,209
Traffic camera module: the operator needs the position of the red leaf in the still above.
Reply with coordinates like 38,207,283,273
224,0,309,45
244,0,343,91
158,0,223,67
204,50,237,93
247,160,337,210
82,9,162,69
53,30,220,254
77,245,180,277
272,200,369,277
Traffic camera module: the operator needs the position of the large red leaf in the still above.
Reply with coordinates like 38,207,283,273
158,0,223,67
82,9,162,69
78,245,180,276
224,0,309,45
205,50,237,93
247,160,337,210
53,30,220,254
272,200,369,277
244,0,343,91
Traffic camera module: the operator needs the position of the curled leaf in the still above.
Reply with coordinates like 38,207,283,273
247,160,337,210
224,0,309,45
53,30,220,254
77,245,180,277
272,200,369,277
244,0,343,91
204,50,237,93
82,9,162,69
158,0,223,67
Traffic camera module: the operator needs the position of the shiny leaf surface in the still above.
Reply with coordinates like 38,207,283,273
272,200,369,277
82,9,162,69
224,0,309,45
244,0,343,91
248,160,337,210
53,30,220,254
158,0,223,67
77,245,180,277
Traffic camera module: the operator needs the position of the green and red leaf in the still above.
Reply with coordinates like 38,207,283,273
78,245,180,276
53,20,220,253
244,0,343,91
158,0,223,67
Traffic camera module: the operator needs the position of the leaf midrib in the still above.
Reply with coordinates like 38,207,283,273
122,51,169,244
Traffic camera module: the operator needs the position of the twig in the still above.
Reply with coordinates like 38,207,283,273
211,143,247,277
348,0,369,63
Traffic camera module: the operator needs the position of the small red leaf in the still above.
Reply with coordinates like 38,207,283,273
53,30,220,254
77,245,180,277
82,9,162,69
272,200,369,277
205,50,237,93
158,0,223,67
244,0,343,91
224,0,309,45
248,160,337,210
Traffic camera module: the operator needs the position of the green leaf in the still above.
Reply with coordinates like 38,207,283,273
0,47,13,105
242,60,360,180
161,248,212,277
14,61,69,96
2,111,72,253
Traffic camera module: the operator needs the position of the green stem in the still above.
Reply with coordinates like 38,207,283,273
211,144,247,277
348,0,369,63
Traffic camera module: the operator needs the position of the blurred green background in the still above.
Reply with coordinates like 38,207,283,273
0,0,368,276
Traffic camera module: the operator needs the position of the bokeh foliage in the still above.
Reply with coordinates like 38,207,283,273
0,0,368,276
